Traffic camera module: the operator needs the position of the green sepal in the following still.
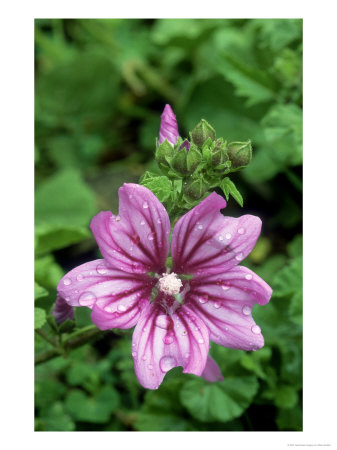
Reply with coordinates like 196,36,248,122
171,149,188,175
191,119,216,147
46,314,59,333
211,138,229,167
59,319,76,334
35,307,47,329
220,177,244,207
183,177,209,201
227,141,252,172
186,143,202,172
155,139,174,167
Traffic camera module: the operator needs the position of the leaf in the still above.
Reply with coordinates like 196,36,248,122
35,169,97,228
35,307,47,329
287,234,303,258
65,386,119,423
35,255,64,289
34,282,48,301
180,376,259,423
273,256,302,297
274,385,298,409
220,178,243,207
140,171,172,202
35,223,91,254
276,404,303,431
37,402,75,431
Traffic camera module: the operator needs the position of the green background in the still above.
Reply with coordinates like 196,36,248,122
34,18,302,431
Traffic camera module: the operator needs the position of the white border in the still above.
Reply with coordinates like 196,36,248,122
1,1,337,449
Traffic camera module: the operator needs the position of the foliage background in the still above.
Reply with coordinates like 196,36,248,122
34,18,303,432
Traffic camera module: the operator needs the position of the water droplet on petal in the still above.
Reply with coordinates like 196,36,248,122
222,282,231,291
159,355,176,372
142,202,149,209
63,277,71,286
140,220,146,226
245,274,253,280
242,305,252,315
218,235,224,241
155,315,170,329
198,338,204,344
96,263,107,275
148,364,153,370
76,274,84,281
199,294,208,304
225,233,232,240
251,345,260,351
251,325,261,334
163,334,174,345
78,291,96,306
141,355,147,361
185,352,190,359
157,218,162,224
117,304,126,312
238,227,245,235
235,252,244,261
132,351,137,357
214,302,221,309
115,215,121,222
197,224,203,230
147,231,156,241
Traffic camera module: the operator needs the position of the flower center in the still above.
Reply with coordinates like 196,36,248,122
158,272,183,296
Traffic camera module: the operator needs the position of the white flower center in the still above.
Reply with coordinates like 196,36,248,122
158,272,183,296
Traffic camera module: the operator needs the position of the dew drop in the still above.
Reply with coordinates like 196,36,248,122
157,218,162,224
163,334,174,345
197,224,203,230
132,351,137,357
147,232,155,241
242,305,252,315
140,220,146,226
76,274,84,281
181,330,187,336
142,202,149,209
214,302,221,309
245,274,253,280
96,263,107,275
155,315,170,330
221,282,231,291
218,235,224,241
199,294,209,304
235,252,244,261
78,291,96,306
141,355,147,361
251,325,261,334
63,277,71,286
251,346,260,352
148,364,153,370
115,215,121,222
185,352,190,359
198,338,204,344
225,233,232,240
238,227,245,235
117,304,126,312
159,355,176,372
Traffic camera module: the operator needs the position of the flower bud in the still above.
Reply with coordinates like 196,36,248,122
183,178,209,201
191,119,216,147
171,148,188,175
211,139,228,167
227,141,252,171
53,295,74,325
159,104,179,146
186,143,202,172
155,139,174,167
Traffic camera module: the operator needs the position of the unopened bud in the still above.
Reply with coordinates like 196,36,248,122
227,141,252,171
171,148,188,175
191,119,216,147
183,178,209,201
186,143,202,172
155,139,174,167
211,139,228,166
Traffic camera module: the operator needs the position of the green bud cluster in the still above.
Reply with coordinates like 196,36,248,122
147,119,253,216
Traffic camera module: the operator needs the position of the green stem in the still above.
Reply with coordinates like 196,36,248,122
35,329,58,348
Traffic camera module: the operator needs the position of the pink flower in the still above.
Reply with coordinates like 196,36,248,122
53,295,74,325
57,184,272,389
158,104,179,146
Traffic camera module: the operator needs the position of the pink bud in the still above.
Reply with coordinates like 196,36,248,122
158,104,179,146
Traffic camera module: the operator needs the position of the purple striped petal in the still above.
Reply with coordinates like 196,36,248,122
132,299,209,390
90,184,170,274
201,355,224,382
53,295,74,324
186,266,272,351
171,192,262,275
158,104,179,146
57,259,154,330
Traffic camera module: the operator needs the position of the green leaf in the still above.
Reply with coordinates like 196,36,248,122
180,376,259,422
38,402,75,431
35,169,97,228
220,178,243,207
35,223,90,254
35,255,64,290
58,319,76,334
65,386,119,423
34,282,48,301
35,307,47,329
274,385,298,409
140,171,172,202
276,404,303,431
273,256,302,297
287,235,303,258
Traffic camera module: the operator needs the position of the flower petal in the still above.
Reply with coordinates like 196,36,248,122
201,355,224,382
158,104,179,146
132,299,209,390
186,266,272,351
90,184,170,274
53,295,74,324
171,192,262,275
57,259,154,329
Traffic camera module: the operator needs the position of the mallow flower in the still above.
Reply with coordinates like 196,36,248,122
57,183,272,389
